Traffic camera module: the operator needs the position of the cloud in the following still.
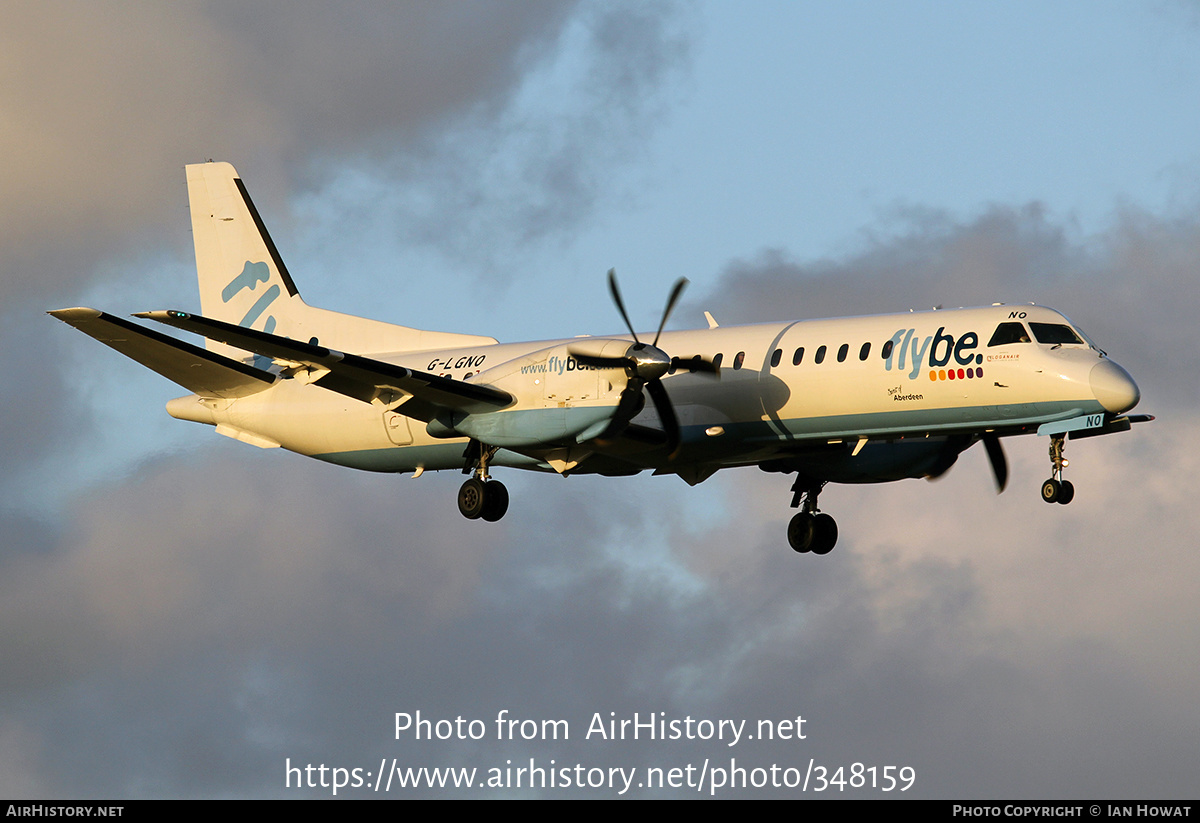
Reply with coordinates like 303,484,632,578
294,1,694,279
0,1,578,305
1,404,1195,796
5,0,695,310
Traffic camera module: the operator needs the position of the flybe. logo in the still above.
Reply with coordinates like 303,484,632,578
518,355,597,377
222,260,280,333
884,327,985,381
548,355,596,376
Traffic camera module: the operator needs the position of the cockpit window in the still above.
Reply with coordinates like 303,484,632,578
1029,322,1084,345
987,322,1031,346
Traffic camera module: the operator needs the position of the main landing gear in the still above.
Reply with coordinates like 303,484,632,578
787,478,838,555
457,441,509,522
1040,433,1074,505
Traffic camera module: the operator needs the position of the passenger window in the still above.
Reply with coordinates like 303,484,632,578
668,357,678,375
733,351,745,370
815,345,826,364
881,340,893,359
987,322,1031,346
712,352,723,370
771,349,782,367
837,343,849,362
793,347,804,365
859,342,871,361
1030,323,1084,345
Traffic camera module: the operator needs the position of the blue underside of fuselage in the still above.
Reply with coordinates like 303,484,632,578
311,398,1102,478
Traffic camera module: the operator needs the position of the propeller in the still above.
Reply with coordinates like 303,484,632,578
567,269,718,457
981,432,1008,493
924,433,1008,493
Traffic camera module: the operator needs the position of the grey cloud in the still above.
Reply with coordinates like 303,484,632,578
2,415,1195,796
320,1,695,274
0,316,79,474
3,0,696,308
0,0,578,306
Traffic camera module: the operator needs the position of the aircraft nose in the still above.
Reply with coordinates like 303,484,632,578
1090,359,1140,413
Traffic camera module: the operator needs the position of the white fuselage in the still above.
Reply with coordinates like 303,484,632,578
167,303,1139,484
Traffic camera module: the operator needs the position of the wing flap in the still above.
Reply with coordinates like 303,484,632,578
49,308,275,398
137,310,514,420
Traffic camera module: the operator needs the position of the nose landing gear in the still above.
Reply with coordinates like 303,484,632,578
1040,434,1075,505
787,478,838,555
457,441,509,521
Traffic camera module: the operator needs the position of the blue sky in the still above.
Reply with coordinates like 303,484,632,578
3,1,1199,797
267,1,1200,342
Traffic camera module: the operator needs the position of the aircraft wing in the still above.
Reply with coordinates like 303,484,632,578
137,310,514,420
49,308,276,398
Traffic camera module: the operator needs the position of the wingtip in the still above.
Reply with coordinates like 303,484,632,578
48,307,102,321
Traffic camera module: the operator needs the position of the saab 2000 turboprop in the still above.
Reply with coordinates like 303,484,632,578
51,162,1151,555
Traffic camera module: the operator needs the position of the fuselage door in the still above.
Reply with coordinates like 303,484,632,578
383,410,413,445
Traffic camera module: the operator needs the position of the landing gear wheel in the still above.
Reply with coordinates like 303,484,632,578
457,478,487,519
481,480,509,522
787,479,838,555
1056,480,1074,505
1041,434,1077,505
1041,478,1060,504
811,513,838,555
788,513,814,553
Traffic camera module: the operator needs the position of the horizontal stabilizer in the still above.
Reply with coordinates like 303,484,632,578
138,310,514,420
49,308,275,398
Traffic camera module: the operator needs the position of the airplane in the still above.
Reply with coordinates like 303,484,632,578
50,161,1152,555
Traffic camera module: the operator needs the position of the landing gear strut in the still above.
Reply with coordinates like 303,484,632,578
787,478,838,555
457,441,509,521
1040,434,1075,505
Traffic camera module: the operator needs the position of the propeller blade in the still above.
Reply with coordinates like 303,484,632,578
570,353,630,370
607,269,639,345
652,278,688,347
566,338,636,371
598,381,646,440
982,433,1008,493
675,354,720,376
645,378,681,459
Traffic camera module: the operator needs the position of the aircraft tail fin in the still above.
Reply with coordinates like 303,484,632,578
187,162,300,358
186,162,497,357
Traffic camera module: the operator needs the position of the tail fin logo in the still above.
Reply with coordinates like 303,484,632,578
223,261,280,334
